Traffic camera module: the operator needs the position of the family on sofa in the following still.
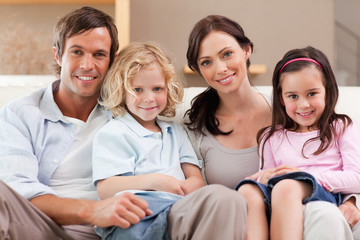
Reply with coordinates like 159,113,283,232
0,6,359,240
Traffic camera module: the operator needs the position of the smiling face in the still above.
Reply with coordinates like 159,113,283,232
280,66,326,132
125,62,168,128
54,27,111,103
197,31,251,94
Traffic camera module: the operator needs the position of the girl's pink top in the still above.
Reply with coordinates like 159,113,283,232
261,121,360,194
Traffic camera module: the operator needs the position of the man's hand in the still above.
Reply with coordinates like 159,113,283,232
339,197,360,229
87,192,152,228
30,193,151,227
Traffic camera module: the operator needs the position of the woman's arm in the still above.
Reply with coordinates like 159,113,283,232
314,123,360,194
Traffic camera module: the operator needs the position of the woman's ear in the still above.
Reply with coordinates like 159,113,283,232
244,45,252,60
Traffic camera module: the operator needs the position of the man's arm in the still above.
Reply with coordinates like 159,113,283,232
30,193,152,228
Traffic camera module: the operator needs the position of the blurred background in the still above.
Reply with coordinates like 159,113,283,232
0,0,358,86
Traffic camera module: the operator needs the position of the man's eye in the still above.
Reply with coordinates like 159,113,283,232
95,53,106,57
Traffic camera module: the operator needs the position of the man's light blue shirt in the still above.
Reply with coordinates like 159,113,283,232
0,80,107,200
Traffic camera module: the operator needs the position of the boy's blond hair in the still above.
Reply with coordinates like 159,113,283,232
100,42,183,118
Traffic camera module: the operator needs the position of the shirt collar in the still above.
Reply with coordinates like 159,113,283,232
118,111,172,137
40,80,104,124
40,80,65,122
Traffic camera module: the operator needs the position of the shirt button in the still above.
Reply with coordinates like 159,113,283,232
53,159,59,164
70,133,75,138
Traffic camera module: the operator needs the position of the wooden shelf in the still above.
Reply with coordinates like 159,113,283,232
248,64,267,75
184,64,267,75
0,0,114,4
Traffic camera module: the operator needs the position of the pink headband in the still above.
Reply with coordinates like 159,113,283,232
279,57,323,74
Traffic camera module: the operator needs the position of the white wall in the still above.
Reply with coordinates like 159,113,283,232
334,0,360,85
130,0,335,86
0,1,337,87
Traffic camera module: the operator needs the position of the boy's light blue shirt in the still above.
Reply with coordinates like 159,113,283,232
92,111,201,200
0,80,108,200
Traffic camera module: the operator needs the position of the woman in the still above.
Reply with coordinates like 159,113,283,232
184,14,356,239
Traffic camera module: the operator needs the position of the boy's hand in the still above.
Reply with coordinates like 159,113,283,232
150,173,185,196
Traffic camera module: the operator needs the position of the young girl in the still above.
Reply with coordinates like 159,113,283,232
237,46,360,240
92,42,204,240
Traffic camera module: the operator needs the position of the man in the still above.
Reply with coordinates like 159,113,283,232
0,6,248,239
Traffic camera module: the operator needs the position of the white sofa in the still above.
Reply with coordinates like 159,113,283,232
1,75,360,129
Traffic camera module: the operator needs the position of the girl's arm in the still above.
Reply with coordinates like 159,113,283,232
257,134,279,184
180,163,205,195
314,122,360,194
96,173,185,199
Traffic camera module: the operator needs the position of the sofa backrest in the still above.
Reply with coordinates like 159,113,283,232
0,75,55,107
1,75,359,128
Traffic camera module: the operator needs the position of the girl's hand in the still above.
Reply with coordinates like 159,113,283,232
257,165,302,184
258,168,276,184
272,165,302,177
245,171,262,180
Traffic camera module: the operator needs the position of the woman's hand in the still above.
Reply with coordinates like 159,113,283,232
339,197,360,229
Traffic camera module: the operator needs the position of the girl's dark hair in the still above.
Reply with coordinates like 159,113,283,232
53,6,119,77
258,46,351,168
185,15,253,135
